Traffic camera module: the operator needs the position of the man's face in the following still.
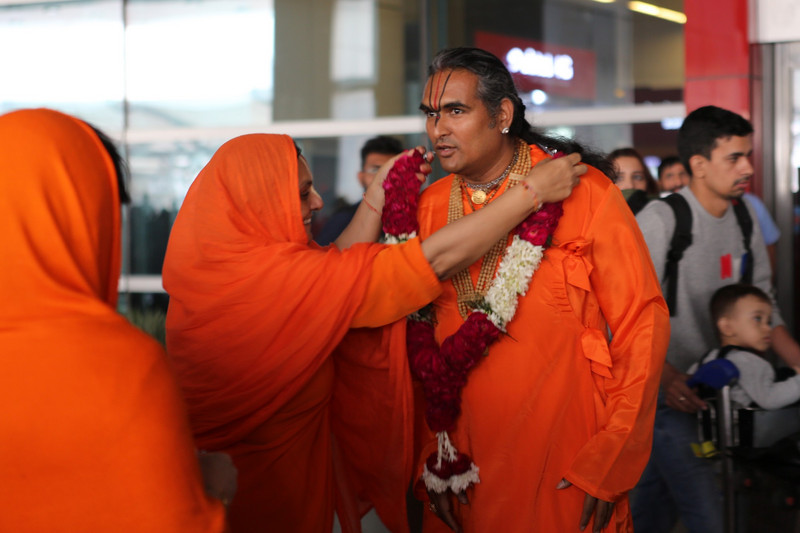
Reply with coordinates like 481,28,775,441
659,162,689,193
695,135,753,199
420,69,505,180
358,152,396,189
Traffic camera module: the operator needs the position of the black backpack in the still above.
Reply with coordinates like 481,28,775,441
662,194,753,316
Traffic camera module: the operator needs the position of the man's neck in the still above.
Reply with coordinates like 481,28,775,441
458,139,518,185
689,181,730,218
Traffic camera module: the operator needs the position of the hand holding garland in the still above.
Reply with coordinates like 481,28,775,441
521,151,586,205
333,146,433,250
417,152,587,280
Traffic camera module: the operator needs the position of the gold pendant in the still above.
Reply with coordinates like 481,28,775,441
472,190,487,204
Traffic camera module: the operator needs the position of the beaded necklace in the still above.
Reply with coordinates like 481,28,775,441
461,149,519,204
448,138,531,318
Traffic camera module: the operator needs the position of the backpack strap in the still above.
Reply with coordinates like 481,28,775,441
661,194,693,316
731,198,753,284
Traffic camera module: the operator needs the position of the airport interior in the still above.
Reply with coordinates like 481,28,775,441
2,1,800,531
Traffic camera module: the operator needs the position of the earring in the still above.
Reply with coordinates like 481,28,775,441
501,127,510,135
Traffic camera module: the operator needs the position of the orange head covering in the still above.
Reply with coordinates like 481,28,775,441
0,108,120,319
164,133,386,449
0,109,225,532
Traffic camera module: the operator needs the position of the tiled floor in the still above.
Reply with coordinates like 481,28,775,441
332,510,389,533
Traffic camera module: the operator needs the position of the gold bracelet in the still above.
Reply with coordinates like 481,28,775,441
521,182,542,212
362,193,381,215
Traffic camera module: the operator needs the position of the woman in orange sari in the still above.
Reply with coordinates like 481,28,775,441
0,108,226,532
163,133,585,532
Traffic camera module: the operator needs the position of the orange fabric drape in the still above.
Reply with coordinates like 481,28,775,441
413,145,669,532
164,134,439,532
0,108,225,532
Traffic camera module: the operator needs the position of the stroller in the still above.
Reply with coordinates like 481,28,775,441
690,360,800,533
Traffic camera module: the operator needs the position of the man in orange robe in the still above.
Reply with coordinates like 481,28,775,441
412,48,670,533
163,134,582,532
0,108,227,532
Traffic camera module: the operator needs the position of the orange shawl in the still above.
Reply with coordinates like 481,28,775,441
0,108,225,532
164,134,439,532
164,134,392,450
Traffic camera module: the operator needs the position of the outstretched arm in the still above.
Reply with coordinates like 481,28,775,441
422,153,585,280
349,152,586,331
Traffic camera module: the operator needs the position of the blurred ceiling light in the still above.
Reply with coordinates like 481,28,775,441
531,90,548,106
628,1,687,24
591,0,616,3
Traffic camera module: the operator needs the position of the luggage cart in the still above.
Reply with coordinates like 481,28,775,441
689,360,800,533
688,359,740,533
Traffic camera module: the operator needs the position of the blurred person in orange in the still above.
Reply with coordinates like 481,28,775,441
162,133,583,532
0,108,227,533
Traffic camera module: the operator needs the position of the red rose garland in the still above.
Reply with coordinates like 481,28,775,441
383,149,565,494
382,150,426,242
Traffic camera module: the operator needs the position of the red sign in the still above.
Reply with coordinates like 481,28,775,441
475,31,597,101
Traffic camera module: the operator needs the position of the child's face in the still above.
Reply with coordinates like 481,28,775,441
719,295,773,352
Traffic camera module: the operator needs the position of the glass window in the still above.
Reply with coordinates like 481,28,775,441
125,138,225,275
1,0,687,314
0,0,125,132
331,0,376,83
126,0,274,129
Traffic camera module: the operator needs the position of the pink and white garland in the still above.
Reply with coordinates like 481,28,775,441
382,149,564,494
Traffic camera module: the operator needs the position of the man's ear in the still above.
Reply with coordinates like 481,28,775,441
689,154,706,179
499,98,514,130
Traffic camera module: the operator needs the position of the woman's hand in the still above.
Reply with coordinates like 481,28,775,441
364,146,434,213
556,478,614,532
522,152,586,205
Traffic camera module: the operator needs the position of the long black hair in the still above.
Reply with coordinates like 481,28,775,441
86,123,131,204
429,47,614,179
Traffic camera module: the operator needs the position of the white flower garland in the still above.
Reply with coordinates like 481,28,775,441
483,235,544,331
419,235,546,494
382,231,416,245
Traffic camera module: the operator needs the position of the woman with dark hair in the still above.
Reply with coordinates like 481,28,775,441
608,147,660,214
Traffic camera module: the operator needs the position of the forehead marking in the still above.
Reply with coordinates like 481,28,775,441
428,70,454,127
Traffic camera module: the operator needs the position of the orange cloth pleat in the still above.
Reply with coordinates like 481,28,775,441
413,145,669,533
164,133,440,532
0,108,225,532
331,321,412,533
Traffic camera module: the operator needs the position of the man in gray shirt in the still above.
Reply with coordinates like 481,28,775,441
631,106,800,533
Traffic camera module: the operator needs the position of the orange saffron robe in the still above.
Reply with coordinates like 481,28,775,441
414,145,670,532
0,109,226,532
163,134,441,533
